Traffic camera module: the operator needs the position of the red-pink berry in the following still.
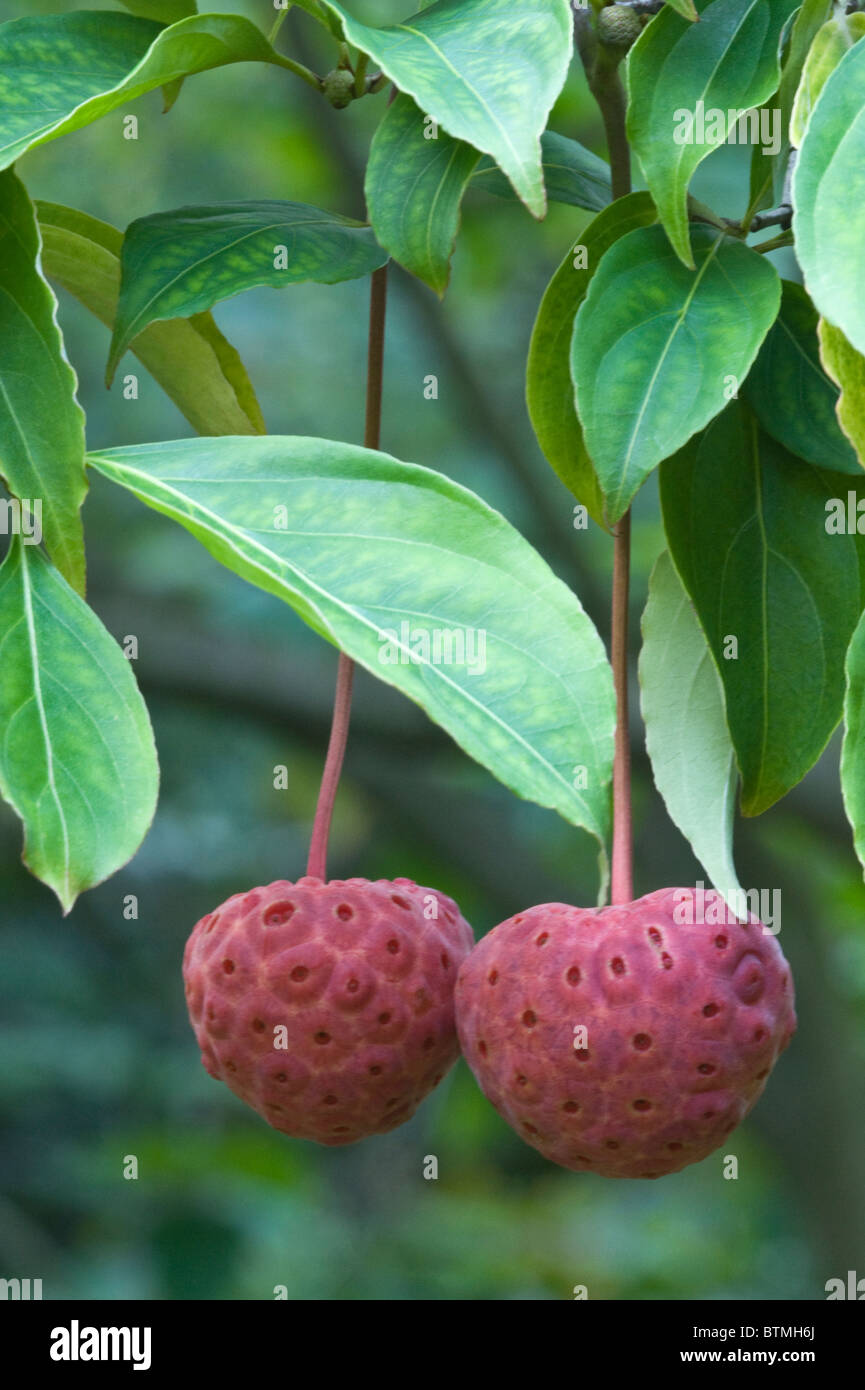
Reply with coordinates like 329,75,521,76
183,876,473,1144
455,887,796,1178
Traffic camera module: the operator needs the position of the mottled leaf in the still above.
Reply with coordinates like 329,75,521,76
0,540,158,913
365,94,479,294
0,10,292,170
323,0,573,217
571,224,780,523
88,435,616,897
842,607,865,877
36,201,265,436
108,201,387,383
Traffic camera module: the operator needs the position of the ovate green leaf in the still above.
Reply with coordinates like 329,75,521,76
841,607,865,877
661,401,862,816
365,94,480,295
639,550,742,901
0,169,86,594
627,0,800,266
526,192,657,529
790,12,865,148
88,435,616,897
108,202,387,383
571,224,779,523
0,540,158,913
323,0,572,216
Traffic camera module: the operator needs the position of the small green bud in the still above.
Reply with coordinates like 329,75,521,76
322,68,356,109
597,4,643,50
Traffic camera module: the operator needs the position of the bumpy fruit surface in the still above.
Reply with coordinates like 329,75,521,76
183,876,473,1144
322,68,356,108
598,4,643,48
455,887,796,1178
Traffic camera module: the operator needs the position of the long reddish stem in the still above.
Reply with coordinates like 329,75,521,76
306,264,389,879
610,511,632,904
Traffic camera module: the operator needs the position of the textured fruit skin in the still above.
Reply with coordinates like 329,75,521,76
598,4,643,48
455,887,796,1179
183,876,473,1145
322,68,356,108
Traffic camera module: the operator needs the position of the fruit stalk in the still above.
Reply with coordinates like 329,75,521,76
306,263,389,879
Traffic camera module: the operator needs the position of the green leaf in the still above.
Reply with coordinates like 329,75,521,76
661,401,863,816
571,224,780,523
117,0,196,20
87,435,616,897
0,10,292,170
639,550,741,901
790,12,865,148
743,281,859,474
365,94,479,295
526,191,658,530
841,607,865,877
818,319,865,469
0,169,86,595
627,0,800,266
108,201,387,384
473,131,612,214
0,539,158,913
36,200,265,437
794,34,865,358
323,0,572,217
768,0,833,201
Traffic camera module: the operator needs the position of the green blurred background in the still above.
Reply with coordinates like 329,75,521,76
1,0,864,1300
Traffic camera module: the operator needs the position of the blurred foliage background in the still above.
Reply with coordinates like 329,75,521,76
1,0,864,1301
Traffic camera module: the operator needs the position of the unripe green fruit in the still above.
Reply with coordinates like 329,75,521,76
323,69,356,109
598,4,643,49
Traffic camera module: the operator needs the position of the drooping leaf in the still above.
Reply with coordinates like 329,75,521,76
661,401,863,816
473,131,612,214
0,170,87,595
627,0,800,266
743,281,859,474
365,94,480,295
117,0,196,21
526,192,657,530
639,550,742,901
790,12,865,148
793,35,865,356
818,319,865,468
88,435,616,897
0,540,159,913
323,0,573,217
841,607,865,877
108,202,387,383
36,201,265,436
0,10,293,170
571,224,780,523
